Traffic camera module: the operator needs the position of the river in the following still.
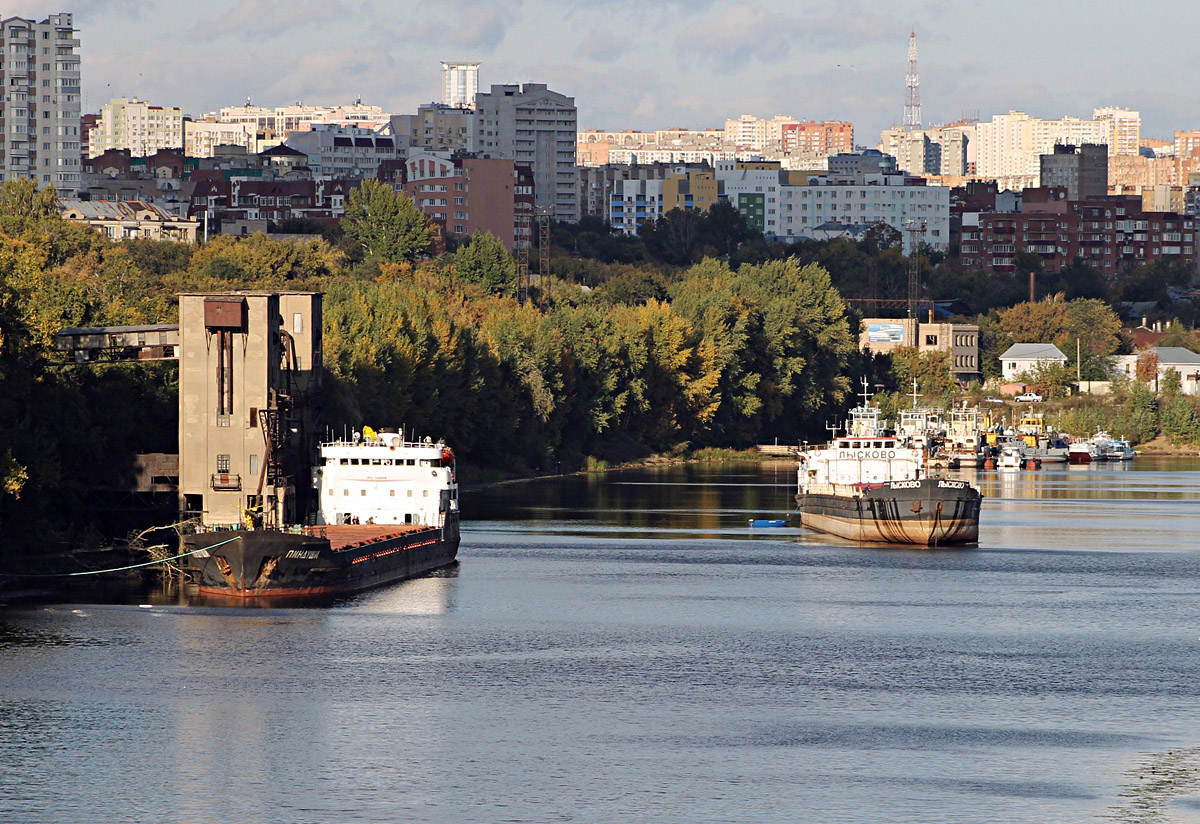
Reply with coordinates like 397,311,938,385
2,458,1199,823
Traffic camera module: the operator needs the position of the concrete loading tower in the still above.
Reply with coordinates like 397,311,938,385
177,291,323,529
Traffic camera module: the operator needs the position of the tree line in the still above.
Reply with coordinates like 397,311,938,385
0,180,861,551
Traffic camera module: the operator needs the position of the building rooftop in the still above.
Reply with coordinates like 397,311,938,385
1000,343,1067,360
1147,346,1200,365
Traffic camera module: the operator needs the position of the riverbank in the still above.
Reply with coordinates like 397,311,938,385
459,447,775,491
1127,433,1200,456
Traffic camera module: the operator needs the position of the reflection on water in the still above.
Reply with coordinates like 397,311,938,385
1,456,1200,823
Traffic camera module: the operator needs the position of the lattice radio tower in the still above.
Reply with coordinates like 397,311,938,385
515,209,531,306
904,218,927,324
903,29,921,130
537,207,552,303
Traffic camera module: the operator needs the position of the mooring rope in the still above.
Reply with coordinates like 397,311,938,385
0,535,241,578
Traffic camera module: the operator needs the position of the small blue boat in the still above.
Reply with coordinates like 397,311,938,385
749,519,790,528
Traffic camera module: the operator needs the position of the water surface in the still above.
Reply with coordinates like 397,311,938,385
2,458,1199,823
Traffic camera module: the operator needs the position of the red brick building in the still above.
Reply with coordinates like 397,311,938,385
780,120,854,157
959,187,1196,276
403,151,535,252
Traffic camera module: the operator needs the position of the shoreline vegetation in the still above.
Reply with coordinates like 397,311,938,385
0,178,1199,560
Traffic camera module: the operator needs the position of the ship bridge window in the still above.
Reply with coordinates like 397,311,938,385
874,441,883,448
406,459,415,466
372,459,382,465
351,458,360,465
407,490,413,497
340,458,348,465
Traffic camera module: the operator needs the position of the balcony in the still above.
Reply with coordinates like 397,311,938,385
210,473,242,491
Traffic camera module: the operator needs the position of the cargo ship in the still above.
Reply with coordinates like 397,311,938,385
795,400,982,546
184,428,460,598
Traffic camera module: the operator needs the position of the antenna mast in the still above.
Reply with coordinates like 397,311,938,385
903,29,921,130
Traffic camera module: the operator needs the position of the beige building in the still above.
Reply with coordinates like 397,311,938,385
60,199,199,242
178,292,323,528
861,319,980,383
388,103,474,153
1093,107,1141,157
185,120,262,157
90,97,183,158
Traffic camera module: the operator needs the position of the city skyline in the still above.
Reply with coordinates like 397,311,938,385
27,0,1200,142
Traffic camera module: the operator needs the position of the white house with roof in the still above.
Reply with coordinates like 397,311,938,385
1113,346,1200,395
999,343,1067,381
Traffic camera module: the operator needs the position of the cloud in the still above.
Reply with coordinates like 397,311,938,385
10,0,147,20
673,3,902,72
577,29,632,62
189,0,347,41
402,1,523,54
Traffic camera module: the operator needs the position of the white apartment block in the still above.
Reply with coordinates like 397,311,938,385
715,160,784,237
474,83,577,221
205,102,390,137
284,124,401,179
184,121,261,157
0,12,81,193
975,111,1110,190
90,97,183,158
608,148,732,166
441,61,480,109
777,174,949,252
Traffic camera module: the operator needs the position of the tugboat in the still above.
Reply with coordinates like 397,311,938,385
184,427,460,598
795,385,982,546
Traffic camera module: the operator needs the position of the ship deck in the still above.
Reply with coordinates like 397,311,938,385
302,523,434,551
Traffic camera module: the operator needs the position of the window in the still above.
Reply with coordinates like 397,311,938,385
216,454,231,473
249,454,258,477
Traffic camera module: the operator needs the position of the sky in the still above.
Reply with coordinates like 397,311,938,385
24,0,1200,144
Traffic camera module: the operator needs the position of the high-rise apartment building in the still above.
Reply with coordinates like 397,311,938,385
90,97,183,158
975,111,1109,190
1093,107,1140,157
441,61,480,109
474,83,578,221
0,12,81,193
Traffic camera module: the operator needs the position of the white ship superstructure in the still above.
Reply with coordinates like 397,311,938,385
314,428,459,527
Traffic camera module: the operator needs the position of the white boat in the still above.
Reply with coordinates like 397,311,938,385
1088,430,1114,461
1068,440,1100,464
996,444,1025,469
1106,439,1136,461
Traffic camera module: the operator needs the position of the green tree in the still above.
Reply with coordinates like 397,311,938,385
453,231,515,295
0,179,59,235
342,179,432,265
890,348,957,401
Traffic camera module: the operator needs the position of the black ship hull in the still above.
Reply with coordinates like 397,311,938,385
182,517,460,598
797,478,981,546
